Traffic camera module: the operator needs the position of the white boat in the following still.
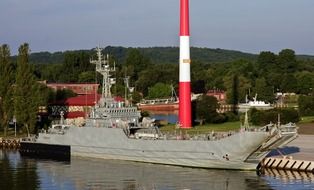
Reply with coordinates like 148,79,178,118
238,94,273,112
19,48,297,170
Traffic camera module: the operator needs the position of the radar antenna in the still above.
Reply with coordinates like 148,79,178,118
90,47,116,100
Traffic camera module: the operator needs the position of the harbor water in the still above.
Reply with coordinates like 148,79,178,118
150,111,178,124
1,150,313,190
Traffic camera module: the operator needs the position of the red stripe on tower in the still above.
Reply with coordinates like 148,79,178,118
179,0,192,128
180,0,190,36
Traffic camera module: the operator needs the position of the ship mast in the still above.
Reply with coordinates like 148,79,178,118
90,47,116,101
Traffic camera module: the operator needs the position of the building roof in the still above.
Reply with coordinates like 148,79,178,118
65,111,86,118
52,94,101,106
47,83,100,95
206,89,225,94
52,94,125,106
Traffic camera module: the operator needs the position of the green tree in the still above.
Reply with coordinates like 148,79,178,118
224,74,251,109
0,44,14,136
194,95,222,123
281,74,298,93
296,71,314,94
250,108,299,125
14,43,41,134
254,77,274,103
78,71,95,82
257,51,278,74
125,49,151,81
278,49,297,73
266,73,282,93
147,83,172,99
58,51,92,82
231,75,239,113
298,95,314,116
136,64,178,96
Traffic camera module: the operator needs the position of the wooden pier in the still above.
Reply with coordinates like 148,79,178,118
260,134,314,173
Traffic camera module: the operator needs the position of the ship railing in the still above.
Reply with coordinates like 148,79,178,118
279,122,298,135
257,122,297,135
20,135,36,142
45,124,72,135
140,97,176,105
161,130,238,141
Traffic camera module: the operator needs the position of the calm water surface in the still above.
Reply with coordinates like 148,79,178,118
1,150,313,190
151,113,178,124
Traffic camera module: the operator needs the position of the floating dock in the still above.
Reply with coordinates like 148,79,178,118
260,135,314,173
261,157,314,172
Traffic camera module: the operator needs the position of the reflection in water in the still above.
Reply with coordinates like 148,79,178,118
37,157,270,190
261,168,314,190
1,150,314,190
0,150,39,190
262,168,314,182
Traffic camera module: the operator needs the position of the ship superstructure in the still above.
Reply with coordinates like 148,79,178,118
86,47,141,128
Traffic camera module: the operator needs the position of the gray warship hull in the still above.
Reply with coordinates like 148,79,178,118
26,126,296,170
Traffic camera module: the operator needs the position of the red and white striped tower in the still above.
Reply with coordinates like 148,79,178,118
179,0,192,128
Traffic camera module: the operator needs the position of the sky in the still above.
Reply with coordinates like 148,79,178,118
1,0,314,55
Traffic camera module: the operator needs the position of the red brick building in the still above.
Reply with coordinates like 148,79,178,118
206,89,226,103
49,94,101,126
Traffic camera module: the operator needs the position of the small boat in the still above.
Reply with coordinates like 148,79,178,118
138,85,179,111
238,94,273,112
137,87,201,111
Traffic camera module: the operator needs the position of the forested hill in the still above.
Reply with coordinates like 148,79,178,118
12,46,314,65
14,46,258,65
127,47,257,64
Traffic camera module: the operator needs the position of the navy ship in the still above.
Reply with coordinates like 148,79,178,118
20,48,298,170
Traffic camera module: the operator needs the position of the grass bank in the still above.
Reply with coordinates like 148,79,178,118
160,121,241,135
299,116,314,124
0,129,26,138
160,116,314,134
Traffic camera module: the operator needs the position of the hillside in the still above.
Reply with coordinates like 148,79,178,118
12,46,314,65
137,47,257,64
18,46,257,65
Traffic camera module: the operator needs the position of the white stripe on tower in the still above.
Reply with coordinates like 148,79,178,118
179,0,192,128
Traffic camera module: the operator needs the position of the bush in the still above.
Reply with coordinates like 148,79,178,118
298,95,314,116
194,95,220,124
223,112,239,122
141,110,150,117
250,108,300,126
212,114,227,124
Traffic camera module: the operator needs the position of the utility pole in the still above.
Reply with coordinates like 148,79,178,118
13,116,16,137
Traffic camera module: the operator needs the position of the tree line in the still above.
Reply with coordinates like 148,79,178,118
31,47,314,101
32,46,314,124
2,44,314,132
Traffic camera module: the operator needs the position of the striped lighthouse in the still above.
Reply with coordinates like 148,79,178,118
179,0,192,128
